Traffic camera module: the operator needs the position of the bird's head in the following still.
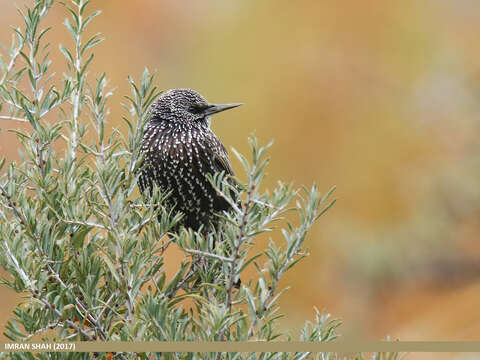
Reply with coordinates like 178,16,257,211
149,88,242,126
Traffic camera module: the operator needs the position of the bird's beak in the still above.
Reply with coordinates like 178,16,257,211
204,103,243,116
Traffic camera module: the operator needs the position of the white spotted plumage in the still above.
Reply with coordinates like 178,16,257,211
138,89,236,232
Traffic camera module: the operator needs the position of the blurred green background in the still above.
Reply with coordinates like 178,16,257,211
2,0,480,352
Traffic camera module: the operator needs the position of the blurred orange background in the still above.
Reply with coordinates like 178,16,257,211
1,0,480,357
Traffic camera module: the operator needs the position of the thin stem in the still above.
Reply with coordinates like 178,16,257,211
23,322,64,341
166,266,196,300
70,0,85,160
183,249,234,263
225,187,252,312
0,115,27,122
61,218,107,230
217,185,254,349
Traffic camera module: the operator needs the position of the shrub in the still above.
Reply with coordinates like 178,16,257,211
0,1,399,360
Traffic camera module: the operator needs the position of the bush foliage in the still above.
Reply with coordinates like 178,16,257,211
0,1,399,360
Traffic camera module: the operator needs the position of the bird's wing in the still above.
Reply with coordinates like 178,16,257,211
191,130,234,177
200,135,236,212
211,141,234,176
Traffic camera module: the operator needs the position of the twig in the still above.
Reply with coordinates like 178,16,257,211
216,184,253,350
158,238,173,255
23,322,64,341
166,267,196,299
0,115,27,122
61,218,107,230
183,249,234,263
224,187,252,312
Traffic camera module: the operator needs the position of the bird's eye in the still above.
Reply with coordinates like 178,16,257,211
190,103,207,114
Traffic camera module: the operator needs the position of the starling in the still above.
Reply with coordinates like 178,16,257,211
138,89,242,232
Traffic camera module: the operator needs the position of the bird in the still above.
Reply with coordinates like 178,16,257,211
138,88,242,233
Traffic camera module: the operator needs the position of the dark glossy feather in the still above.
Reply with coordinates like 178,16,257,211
138,89,237,232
